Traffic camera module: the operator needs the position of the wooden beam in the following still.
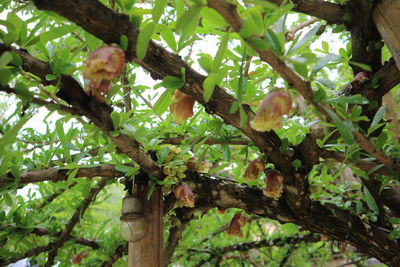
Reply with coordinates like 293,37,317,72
373,0,400,71
128,186,163,267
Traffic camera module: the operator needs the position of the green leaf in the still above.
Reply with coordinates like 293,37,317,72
161,76,184,90
288,25,320,55
160,29,177,52
3,193,13,207
203,72,224,102
153,89,174,116
175,5,202,40
211,33,230,73
264,29,283,56
136,21,156,60
313,89,327,104
200,7,228,30
0,51,13,69
370,104,386,128
363,186,379,213
239,106,248,128
120,34,128,51
349,61,372,72
0,114,30,149
328,95,368,105
55,120,65,142
323,107,354,144
152,0,167,23
39,24,77,43
311,54,341,75
223,144,231,162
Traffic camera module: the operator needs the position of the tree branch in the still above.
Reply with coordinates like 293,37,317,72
0,164,123,186
100,243,127,267
44,177,112,266
194,233,320,266
286,18,318,40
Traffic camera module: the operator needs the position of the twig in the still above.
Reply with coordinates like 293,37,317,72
37,182,78,209
161,136,250,146
136,93,165,122
100,243,127,267
353,131,399,174
286,18,318,41
44,177,112,266
31,227,100,249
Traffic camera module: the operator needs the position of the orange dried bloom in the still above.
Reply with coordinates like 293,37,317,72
250,90,292,132
83,46,125,82
71,251,89,264
227,212,247,237
174,183,195,207
243,158,265,180
263,170,284,199
170,90,195,124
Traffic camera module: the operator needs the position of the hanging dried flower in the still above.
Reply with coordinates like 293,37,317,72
84,46,125,82
227,212,246,237
187,157,213,173
174,183,195,207
170,90,195,124
263,170,284,199
243,158,265,180
340,72,370,96
250,90,292,132
71,251,89,264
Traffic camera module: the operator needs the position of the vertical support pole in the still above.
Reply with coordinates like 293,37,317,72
128,185,163,267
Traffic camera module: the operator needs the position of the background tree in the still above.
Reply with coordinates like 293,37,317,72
0,0,399,266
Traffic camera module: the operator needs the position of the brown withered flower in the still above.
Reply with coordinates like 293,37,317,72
170,90,195,124
173,183,195,207
340,72,370,96
226,212,246,237
250,90,292,132
243,158,265,180
263,170,284,199
83,46,125,82
71,251,89,264
187,157,212,173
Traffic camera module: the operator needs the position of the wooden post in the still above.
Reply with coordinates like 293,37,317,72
128,185,163,267
373,0,400,71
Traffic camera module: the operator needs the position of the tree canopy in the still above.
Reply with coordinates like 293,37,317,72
0,0,399,266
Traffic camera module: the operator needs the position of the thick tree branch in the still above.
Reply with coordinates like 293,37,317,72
259,0,345,24
346,0,381,74
0,164,122,186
